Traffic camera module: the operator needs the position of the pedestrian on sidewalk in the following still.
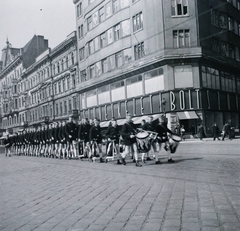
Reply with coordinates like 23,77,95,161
180,125,185,141
198,124,206,140
212,122,220,141
222,122,230,141
4,134,12,157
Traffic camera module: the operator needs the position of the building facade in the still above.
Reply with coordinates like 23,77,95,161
0,0,240,136
72,0,240,133
0,32,78,134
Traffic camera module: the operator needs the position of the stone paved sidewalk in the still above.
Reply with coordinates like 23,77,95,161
0,139,240,231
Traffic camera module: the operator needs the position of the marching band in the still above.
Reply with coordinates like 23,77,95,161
3,114,181,166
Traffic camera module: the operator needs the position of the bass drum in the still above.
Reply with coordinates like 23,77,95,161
168,134,181,153
135,131,151,153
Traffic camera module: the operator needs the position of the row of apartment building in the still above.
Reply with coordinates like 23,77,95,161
0,0,240,135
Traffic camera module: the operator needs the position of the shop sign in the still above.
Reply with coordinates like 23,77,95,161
169,89,200,111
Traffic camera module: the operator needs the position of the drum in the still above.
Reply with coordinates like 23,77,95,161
168,134,181,153
169,134,182,142
135,131,151,153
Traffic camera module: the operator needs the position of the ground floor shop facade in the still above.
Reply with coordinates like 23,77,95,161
2,60,240,137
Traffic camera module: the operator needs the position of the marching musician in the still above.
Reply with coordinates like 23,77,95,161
139,119,152,163
65,116,78,159
78,118,91,158
89,118,103,162
59,120,67,159
54,122,61,158
156,115,175,163
4,134,12,157
121,113,142,167
105,118,122,165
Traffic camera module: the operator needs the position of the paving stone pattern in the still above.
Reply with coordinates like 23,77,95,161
0,139,240,231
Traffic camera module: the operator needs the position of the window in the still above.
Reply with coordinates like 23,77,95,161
80,70,87,82
90,65,95,78
64,101,67,114
201,66,220,90
111,81,125,101
60,102,63,115
61,59,64,71
115,52,123,67
113,0,120,13
88,40,94,55
219,13,227,29
77,2,82,17
171,0,188,16
79,47,85,61
58,81,61,93
99,7,105,23
173,29,190,48
67,77,70,90
114,24,121,40
100,32,107,48
69,99,72,112
134,42,144,60
174,65,193,88
133,12,143,32
126,75,142,85
87,16,93,31
66,57,68,68
144,68,165,93
102,58,108,73
56,103,59,115
211,9,219,27
212,37,220,53
71,53,74,65
126,75,143,98
78,24,84,38
228,17,234,31
63,78,66,91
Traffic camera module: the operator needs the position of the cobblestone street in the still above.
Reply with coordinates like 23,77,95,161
1,139,240,231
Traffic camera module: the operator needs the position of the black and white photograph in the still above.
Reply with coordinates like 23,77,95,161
0,0,240,230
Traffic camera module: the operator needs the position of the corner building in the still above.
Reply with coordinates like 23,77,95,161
73,0,240,134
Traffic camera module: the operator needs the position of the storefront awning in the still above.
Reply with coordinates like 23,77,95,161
177,111,199,120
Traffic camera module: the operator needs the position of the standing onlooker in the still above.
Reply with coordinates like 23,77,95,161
174,123,181,136
190,125,195,137
180,125,185,141
4,135,12,157
212,122,220,141
222,122,230,141
198,124,205,140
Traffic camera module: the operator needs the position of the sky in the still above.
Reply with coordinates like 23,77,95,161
0,0,76,50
